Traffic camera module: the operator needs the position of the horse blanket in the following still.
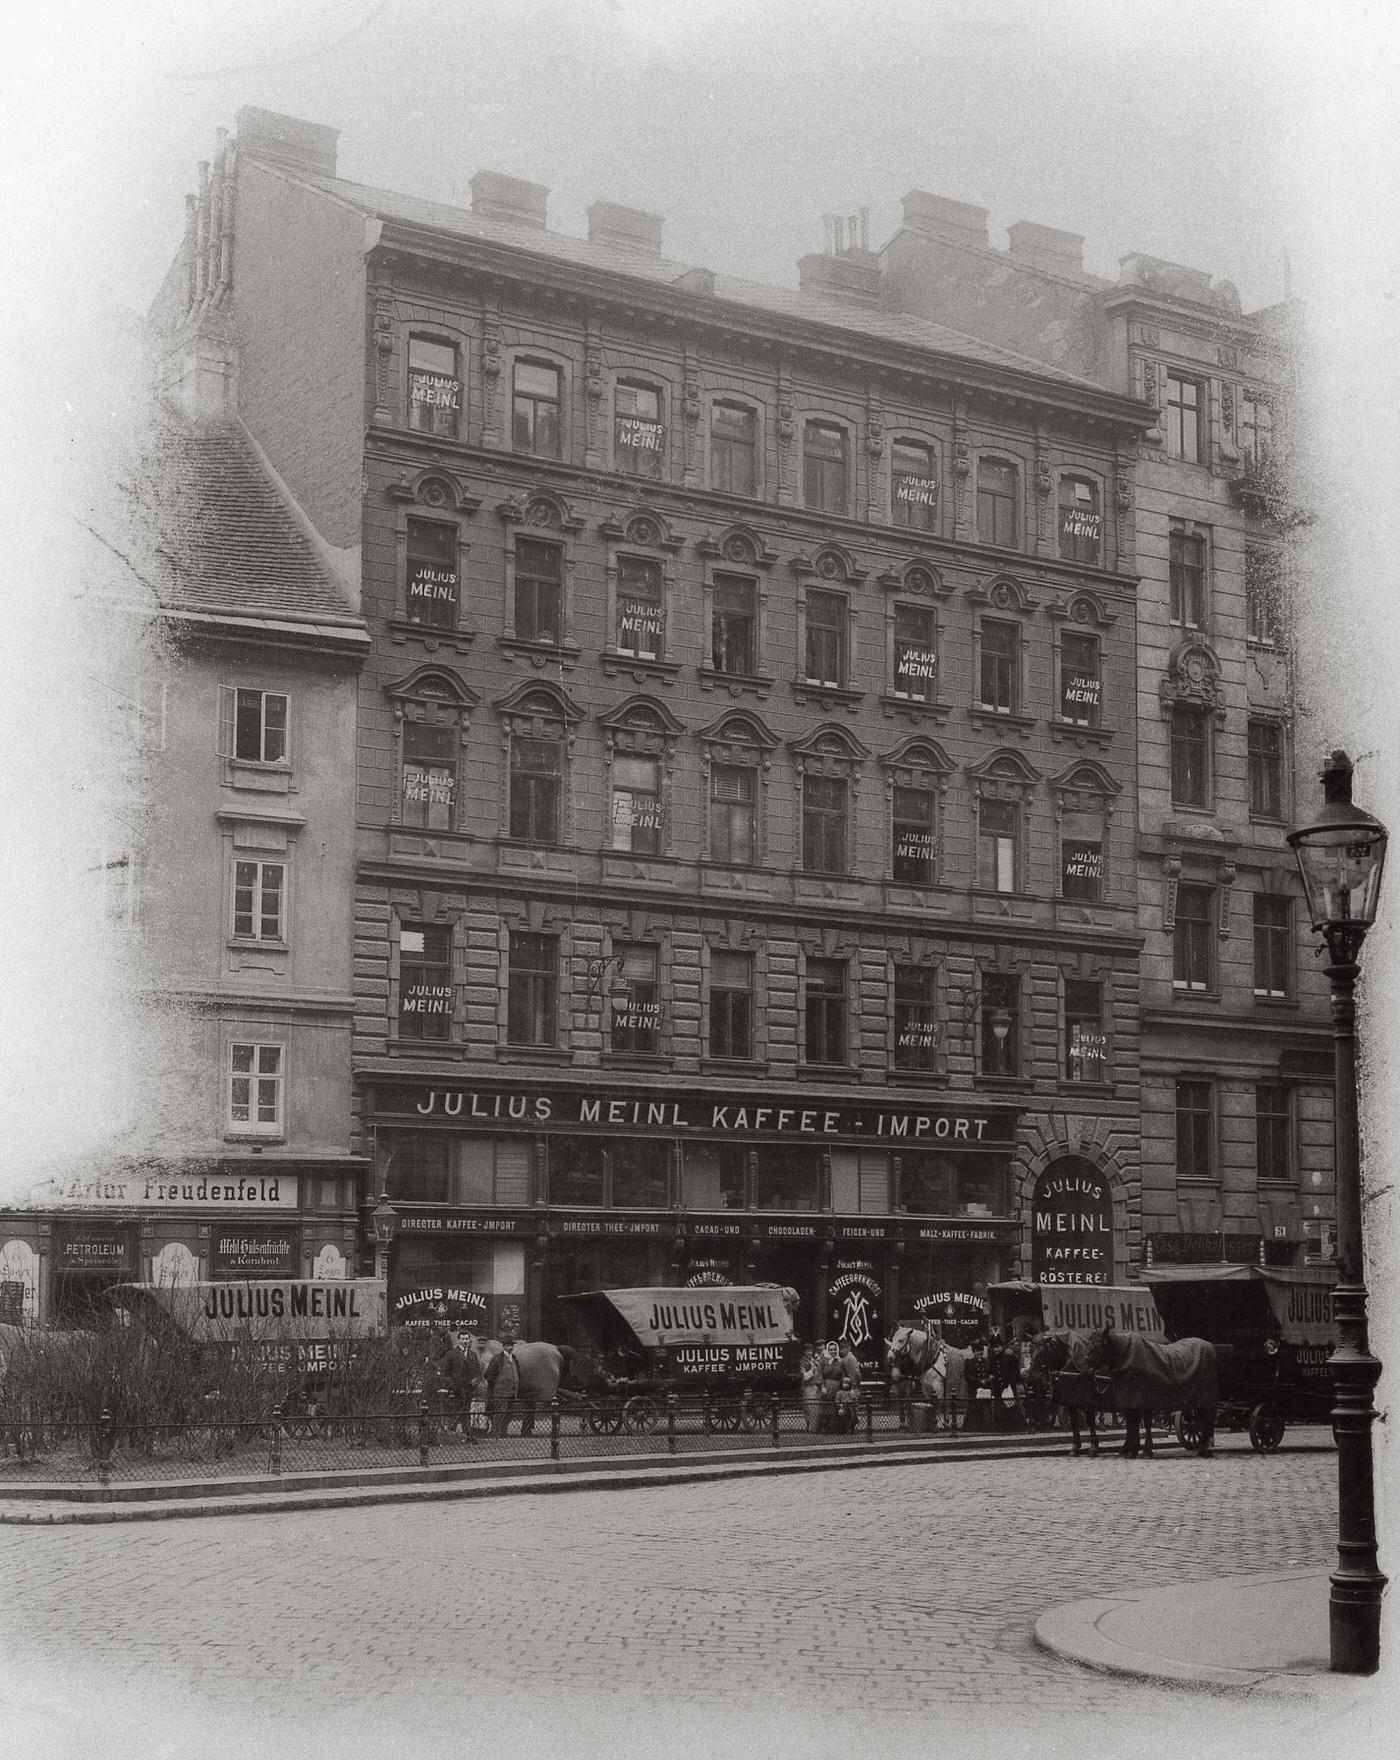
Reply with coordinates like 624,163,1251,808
1100,1332,1217,1410
471,1339,572,1404
1032,1329,1103,1410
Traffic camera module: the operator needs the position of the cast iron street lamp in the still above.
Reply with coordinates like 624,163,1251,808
1287,749,1388,1674
371,1190,398,1285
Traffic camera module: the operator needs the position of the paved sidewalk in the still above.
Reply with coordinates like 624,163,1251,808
1037,1566,1339,1687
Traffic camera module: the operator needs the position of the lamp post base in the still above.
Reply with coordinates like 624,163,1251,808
1328,1293,1386,1675
1330,1576,1386,1674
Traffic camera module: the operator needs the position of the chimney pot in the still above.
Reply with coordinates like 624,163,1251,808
586,200,664,257
470,170,550,229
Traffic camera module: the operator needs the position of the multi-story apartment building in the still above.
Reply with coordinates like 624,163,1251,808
879,194,1332,1275
141,109,1153,1356
1,323,370,1324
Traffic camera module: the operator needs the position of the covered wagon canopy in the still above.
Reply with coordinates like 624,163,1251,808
562,1286,797,1353
1145,1264,1335,1349
987,1281,1166,1339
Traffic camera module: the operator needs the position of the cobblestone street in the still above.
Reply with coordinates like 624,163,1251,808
0,1443,1390,1758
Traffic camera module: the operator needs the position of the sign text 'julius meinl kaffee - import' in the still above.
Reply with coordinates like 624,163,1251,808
377,1081,1016,1145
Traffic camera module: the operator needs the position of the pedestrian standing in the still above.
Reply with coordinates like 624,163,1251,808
489,1335,520,1438
799,1344,822,1432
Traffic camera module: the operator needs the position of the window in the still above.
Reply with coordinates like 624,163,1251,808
509,734,563,844
1176,1080,1214,1180
1058,477,1101,563
232,860,285,942
402,722,456,829
507,932,557,1047
804,589,847,686
405,518,459,630
610,1140,670,1207
1248,719,1284,819
980,973,1019,1077
399,923,452,1041
711,402,757,496
1064,980,1107,1083
1060,811,1104,902
1253,895,1291,998
1174,885,1214,992
512,359,561,457
753,1147,821,1210
550,1138,605,1207
802,775,848,874
892,440,937,531
976,458,1018,547
229,1042,282,1134
710,573,758,676
615,555,664,659
1059,632,1102,726
385,1134,450,1204
1246,549,1282,646
611,945,660,1055
615,382,663,479
893,966,938,1072
610,755,662,854
979,620,1018,713
1169,529,1207,628
710,765,756,864
977,799,1018,893
1170,704,1210,807
803,421,848,515
893,604,937,702
1239,392,1273,468
407,336,461,438
709,951,753,1060
1256,1084,1291,1182
892,785,936,884
804,959,847,1065
1165,374,1202,463
221,688,288,765
898,1152,953,1214
514,538,563,644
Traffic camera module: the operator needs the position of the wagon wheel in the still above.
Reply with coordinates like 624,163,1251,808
1248,1403,1286,1454
585,1397,624,1436
622,1395,661,1434
1175,1408,1210,1454
706,1399,742,1433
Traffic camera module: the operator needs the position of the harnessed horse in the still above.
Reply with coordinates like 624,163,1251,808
886,1326,969,1432
1027,1329,1112,1456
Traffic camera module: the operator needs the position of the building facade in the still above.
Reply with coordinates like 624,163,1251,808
879,195,1333,1275
144,108,1157,1358
0,363,370,1324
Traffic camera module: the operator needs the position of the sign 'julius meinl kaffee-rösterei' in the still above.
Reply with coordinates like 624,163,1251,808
1030,1164,1114,1284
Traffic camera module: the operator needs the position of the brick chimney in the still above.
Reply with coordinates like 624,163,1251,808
470,171,549,228
899,191,989,249
235,106,338,178
799,210,881,304
1007,220,1085,277
587,201,664,257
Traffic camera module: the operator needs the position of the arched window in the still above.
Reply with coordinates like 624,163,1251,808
615,381,665,479
891,439,937,531
804,420,849,515
1057,476,1101,564
407,335,461,438
976,457,1019,548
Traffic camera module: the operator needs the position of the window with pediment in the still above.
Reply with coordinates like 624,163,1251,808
700,711,777,867
968,751,1041,895
387,668,478,833
600,697,682,858
698,527,777,696
1051,760,1120,904
1160,638,1224,812
497,682,583,848
499,493,583,664
881,738,952,888
792,726,869,879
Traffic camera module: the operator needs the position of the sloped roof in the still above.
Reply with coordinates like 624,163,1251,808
290,169,1119,399
124,416,362,629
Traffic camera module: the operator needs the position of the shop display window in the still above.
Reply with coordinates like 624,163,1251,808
753,1146,821,1211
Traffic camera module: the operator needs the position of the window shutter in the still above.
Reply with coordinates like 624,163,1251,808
217,686,236,757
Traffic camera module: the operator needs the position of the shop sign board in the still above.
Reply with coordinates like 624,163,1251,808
393,1285,489,1328
210,1226,301,1278
36,1167,298,1211
1030,1165,1115,1285
53,1225,135,1276
912,1290,988,1346
393,1212,535,1236
379,1080,1017,1148
1147,1233,1262,1266
828,1261,883,1355
110,1279,387,1342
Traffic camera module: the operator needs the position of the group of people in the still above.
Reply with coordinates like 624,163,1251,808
422,1328,521,1438
798,1338,864,1433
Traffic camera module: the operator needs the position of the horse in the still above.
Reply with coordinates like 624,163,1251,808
1082,1322,1218,1459
1026,1329,1115,1456
886,1326,969,1433
468,1338,574,1438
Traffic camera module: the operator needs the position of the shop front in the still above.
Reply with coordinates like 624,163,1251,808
365,1077,1023,1359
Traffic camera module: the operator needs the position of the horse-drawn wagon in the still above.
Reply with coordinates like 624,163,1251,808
559,1285,801,1434
1143,1263,1336,1453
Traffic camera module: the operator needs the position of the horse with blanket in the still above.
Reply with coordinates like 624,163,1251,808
1026,1329,1114,1456
1083,1322,1218,1458
886,1326,970,1433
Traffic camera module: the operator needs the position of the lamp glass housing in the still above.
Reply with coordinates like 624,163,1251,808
371,1190,398,1248
1288,820,1387,934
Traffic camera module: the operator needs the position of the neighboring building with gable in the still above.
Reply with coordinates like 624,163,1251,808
138,107,1157,1352
1,368,370,1322
878,196,1333,1275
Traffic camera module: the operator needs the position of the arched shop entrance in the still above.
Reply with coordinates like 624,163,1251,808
1030,1157,1115,1285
